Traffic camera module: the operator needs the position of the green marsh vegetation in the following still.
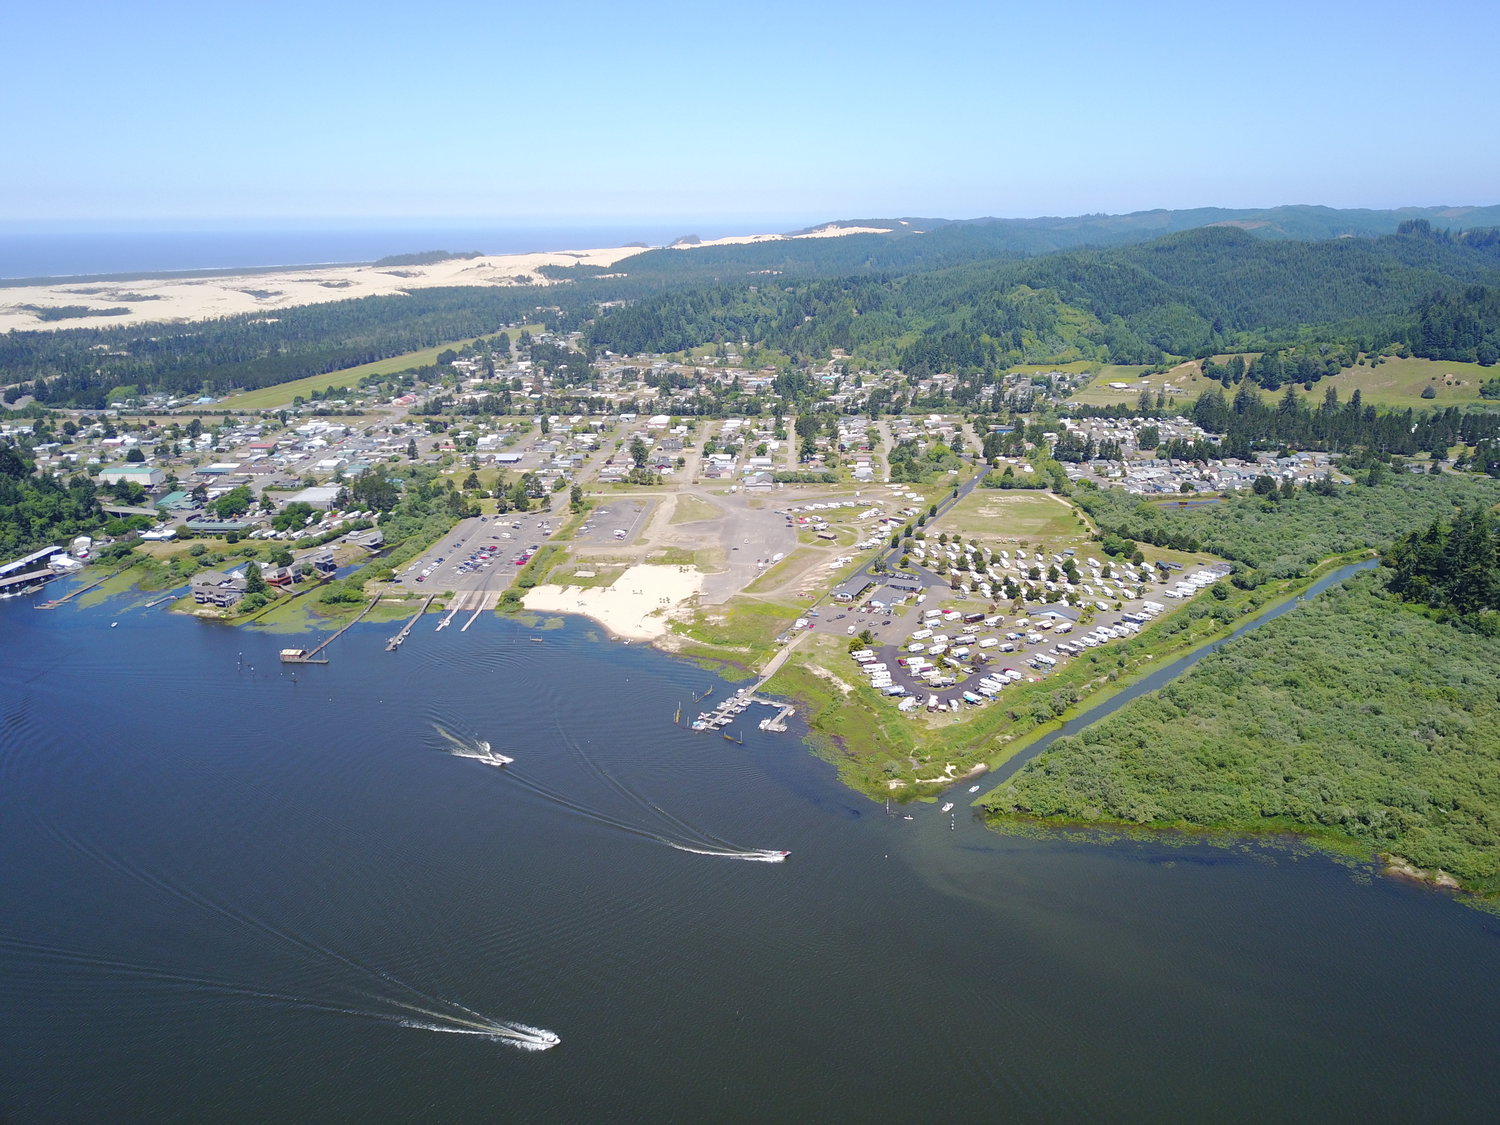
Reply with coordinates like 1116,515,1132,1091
983,571,1500,900
1075,474,1500,578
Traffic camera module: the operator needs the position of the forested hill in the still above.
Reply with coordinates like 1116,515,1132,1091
6,208,1499,406
586,204,1500,288
586,225,1500,369
906,226,1500,351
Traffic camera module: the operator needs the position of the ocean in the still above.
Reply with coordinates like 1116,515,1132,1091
0,223,776,281
2,590,1499,1122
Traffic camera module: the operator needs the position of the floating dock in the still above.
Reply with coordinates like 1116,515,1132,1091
690,691,794,734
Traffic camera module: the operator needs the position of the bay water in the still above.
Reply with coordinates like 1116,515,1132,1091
2,592,1498,1122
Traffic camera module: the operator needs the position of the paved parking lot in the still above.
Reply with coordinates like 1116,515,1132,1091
398,508,560,594
571,499,655,547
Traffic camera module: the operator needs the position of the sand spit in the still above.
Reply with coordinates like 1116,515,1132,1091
672,224,893,249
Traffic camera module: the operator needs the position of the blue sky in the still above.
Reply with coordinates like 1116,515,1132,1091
6,0,1496,229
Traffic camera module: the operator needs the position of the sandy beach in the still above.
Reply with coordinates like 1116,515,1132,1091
0,225,891,333
522,564,705,641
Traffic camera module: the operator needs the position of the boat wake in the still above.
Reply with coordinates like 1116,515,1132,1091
425,711,788,862
23,811,554,1051
0,933,558,1049
547,718,788,861
433,722,514,768
666,845,789,862
399,1017,561,1050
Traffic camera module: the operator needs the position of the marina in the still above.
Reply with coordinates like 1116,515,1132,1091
688,690,796,734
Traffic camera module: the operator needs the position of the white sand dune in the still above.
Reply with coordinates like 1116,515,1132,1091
0,224,891,333
0,245,637,333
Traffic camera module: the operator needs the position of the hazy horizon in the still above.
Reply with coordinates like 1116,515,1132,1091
6,198,1500,236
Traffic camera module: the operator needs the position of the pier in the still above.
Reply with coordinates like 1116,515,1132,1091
757,700,796,732
282,596,378,663
35,576,105,609
386,594,437,651
436,587,498,633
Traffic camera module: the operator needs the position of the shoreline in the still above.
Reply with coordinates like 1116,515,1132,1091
521,564,706,642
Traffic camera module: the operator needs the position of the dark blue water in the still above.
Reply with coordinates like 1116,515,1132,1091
2,588,1499,1123
0,223,776,280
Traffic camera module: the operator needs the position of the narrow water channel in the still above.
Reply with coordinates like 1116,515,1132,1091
961,558,1379,794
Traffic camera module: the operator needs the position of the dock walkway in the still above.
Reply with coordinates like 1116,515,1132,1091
36,577,105,609
283,597,378,663
690,691,795,734
386,594,437,651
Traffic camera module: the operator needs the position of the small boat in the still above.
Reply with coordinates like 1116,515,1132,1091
941,802,954,813
902,815,914,821
968,785,980,793
723,730,744,744
110,622,118,628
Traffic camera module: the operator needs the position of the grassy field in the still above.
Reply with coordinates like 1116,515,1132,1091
1066,361,1210,407
218,324,543,411
938,489,1089,545
1293,356,1497,408
1069,355,1499,411
669,494,725,524
555,564,629,588
644,545,718,569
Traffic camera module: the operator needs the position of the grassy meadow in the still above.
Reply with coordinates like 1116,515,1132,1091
219,323,544,410
1069,355,1498,412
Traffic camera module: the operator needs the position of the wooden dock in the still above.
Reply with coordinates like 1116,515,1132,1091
386,594,436,651
35,576,103,609
282,596,378,663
